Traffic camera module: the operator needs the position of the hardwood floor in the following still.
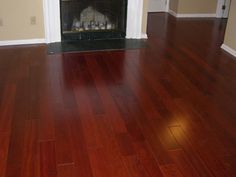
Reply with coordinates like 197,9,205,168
0,13,236,177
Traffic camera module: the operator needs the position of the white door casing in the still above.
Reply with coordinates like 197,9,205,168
216,0,231,18
43,0,145,43
43,0,61,43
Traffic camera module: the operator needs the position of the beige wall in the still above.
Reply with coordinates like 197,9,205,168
224,0,236,50
169,0,217,14
170,0,179,13
178,0,217,14
0,0,45,41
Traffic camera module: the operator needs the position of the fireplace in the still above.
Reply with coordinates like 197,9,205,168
60,0,127,41
43,0,146,43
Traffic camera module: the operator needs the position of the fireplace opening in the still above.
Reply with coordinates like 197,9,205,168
60,0,128,41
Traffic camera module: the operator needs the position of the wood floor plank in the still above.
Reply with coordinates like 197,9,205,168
54,108,74,165
4,80,29,177
160,164,184,177
21,120,40,177
0,132,10,177
85,56,127,134
169,126,216,177
67,110,94,177
40,141,57,177
57,164,76,177
0,84,16,132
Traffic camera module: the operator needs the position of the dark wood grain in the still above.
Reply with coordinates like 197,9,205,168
0,13,236,177
0,132,10,177
40,141,57,177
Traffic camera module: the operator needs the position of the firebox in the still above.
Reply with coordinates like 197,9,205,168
60,0,128,41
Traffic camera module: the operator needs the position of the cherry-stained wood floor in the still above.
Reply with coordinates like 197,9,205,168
1,13,236,177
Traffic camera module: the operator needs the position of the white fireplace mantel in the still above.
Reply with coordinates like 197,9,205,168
43,0,146,43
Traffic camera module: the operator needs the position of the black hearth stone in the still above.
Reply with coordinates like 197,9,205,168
62,30,126,41
47,39,147,54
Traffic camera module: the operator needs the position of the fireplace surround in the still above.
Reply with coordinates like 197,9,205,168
43,0,146,43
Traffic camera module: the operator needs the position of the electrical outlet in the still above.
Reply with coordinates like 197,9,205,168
0,18,3,26
30,16,36,25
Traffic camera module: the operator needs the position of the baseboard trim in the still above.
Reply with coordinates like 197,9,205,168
148,10,166,13
0,38,46,46
177,13,216,18
141,33,148,39
221,44,236,58
168,10,177,17
168,11,216,18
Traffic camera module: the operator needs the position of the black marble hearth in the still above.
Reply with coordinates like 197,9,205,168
47,39,147,54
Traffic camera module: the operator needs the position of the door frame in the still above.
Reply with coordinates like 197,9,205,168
216,0,231,18
166,0,170,12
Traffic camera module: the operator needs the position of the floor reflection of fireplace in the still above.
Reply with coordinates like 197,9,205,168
61,0,127,41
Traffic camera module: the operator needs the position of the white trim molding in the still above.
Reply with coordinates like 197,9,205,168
216,0,231,18
43,0,61,43
126,0,144,39
221,44,236,58
0,39,45,46
176,13,216,18
43,0,145,43
168,10,178,17
216,0,224,18
165,0,170,12
168,11,216,18
141,33,148,39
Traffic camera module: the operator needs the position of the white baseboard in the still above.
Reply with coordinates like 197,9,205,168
141,33,148,39
177,13,216,18
168,10,178,17
148,10,166,13
0,38,45,46
168,10,216,18
127,33,148,39
221,44,236,58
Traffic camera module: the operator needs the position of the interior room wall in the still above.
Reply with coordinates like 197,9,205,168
223,0,236,52
169,0,217,14
0,0,45,41
169,0,179,13
177,0,217,14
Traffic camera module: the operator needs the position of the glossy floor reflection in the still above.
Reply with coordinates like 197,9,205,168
0,13,236,177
